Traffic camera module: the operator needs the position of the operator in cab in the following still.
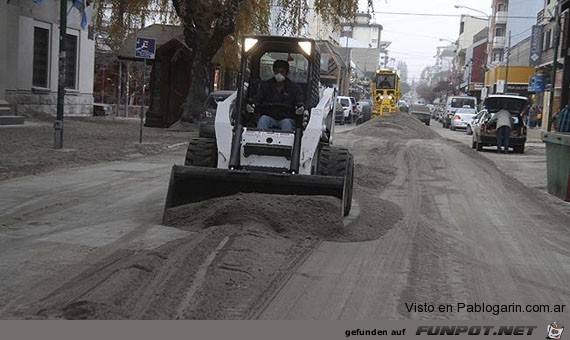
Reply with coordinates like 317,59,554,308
251,60,304,132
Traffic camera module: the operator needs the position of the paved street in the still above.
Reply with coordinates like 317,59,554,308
258,115,570,320
0,114,568,320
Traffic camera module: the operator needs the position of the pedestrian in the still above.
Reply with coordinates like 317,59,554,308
536,105,543,128
555,105,570,133
490,108,513,153
529,105,537,128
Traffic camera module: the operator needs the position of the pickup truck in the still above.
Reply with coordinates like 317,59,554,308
409,104,431,126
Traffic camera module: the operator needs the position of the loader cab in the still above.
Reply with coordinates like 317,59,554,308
165,35,354,218
236,36,321,129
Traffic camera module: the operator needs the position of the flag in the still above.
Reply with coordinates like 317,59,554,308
32,0,43,4
73,0,88,30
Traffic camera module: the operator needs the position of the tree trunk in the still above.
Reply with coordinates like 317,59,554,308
173,0,243,122
181,34,209,122
180,30,227,121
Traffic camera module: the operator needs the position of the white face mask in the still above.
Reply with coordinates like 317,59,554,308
274,73,286,82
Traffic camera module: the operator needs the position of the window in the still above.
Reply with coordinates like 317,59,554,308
65,34,78,89
460,22,465,34
259,52,308,83
496,27,504,37
544,29,552,50
33,27,50,88
493,50,503,62
497,3,506,11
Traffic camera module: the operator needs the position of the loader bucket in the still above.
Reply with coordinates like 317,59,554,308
163,165,345,221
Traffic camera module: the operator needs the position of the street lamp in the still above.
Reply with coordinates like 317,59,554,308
454,5,490,20
454,5,491,59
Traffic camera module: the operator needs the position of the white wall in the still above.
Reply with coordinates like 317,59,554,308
4,0,95,116
0,0,8,102
458,16,488,51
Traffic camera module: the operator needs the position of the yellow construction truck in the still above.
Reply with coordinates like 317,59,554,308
371,70,400,117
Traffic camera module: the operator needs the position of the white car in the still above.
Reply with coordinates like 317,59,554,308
335,96,354,124
465,110,486,135
450,107,477,131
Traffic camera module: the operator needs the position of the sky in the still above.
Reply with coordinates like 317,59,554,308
359,0,492,81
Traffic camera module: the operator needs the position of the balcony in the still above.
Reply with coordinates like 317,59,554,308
537,9,544,23
495,11,507,24
493,36,506,49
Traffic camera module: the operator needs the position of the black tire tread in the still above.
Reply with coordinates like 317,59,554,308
317,146,354,216
184,138,217,167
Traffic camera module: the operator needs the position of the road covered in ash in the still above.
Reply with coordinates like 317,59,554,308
0,112,568,320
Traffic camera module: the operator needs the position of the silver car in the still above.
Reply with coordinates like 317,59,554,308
450,107,477,131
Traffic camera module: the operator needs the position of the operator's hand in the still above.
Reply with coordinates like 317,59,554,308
246,103,254,113
295,105,305,116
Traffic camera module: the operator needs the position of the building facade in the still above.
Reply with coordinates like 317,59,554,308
483,0,542,98
534,0,566,125
339,13,383,76
462,35,488,98
2,0,95,117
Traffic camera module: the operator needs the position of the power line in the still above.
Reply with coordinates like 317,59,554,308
511,27,533,38
382,29,448,40
372,11,536,19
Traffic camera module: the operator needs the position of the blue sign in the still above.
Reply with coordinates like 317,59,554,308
528,74,546,92
135,37,156,59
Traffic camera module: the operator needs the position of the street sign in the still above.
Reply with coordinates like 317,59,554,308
528,74,546,92
135,37,156,59
496,80,505,93
529,25,543,66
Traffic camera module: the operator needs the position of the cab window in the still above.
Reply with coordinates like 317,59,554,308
259,52,308,83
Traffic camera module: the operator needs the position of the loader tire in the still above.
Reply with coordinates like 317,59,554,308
317,146,354,216
184,138,217,167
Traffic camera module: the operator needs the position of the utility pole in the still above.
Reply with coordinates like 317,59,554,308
547,2,560,132
54,0,67,149
504,31,511,93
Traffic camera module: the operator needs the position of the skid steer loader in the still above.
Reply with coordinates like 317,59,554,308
164,35,354,219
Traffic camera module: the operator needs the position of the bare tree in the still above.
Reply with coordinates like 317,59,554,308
94,0,373,120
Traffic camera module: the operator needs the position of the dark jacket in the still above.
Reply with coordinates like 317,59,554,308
556,105,570,132
254,77,303,120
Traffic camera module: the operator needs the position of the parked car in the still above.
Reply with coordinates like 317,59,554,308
465,110,486,135
450,107,477,131
409,104,431,126
471,95,528,153
427,104,435,118
357,99,372,123
198,90,235,137
335,96,355,124
398,100,409,112
443,96,477,128
350,96,360,119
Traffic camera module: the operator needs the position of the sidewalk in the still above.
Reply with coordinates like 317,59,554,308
471,127,570,215
0,117,195,181
430,122,570,215
526,127,544,143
